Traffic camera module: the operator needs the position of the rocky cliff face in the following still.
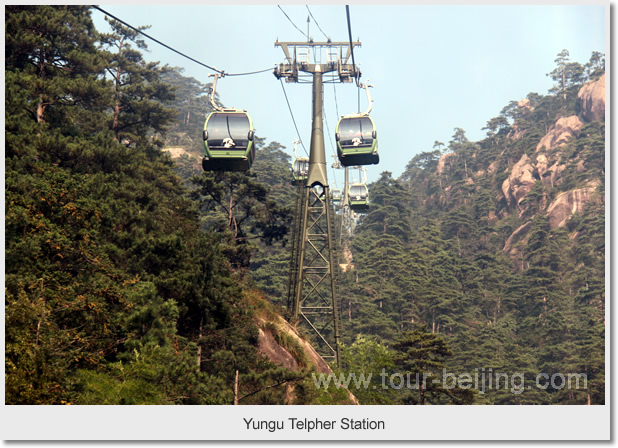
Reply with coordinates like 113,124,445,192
578,73,605,123
435,74,604,264
256,315,331,374
546,181,601,229
437,152,457,176
501,73,602,214
502,154,536,211
536,116,583,152
497,74,605,257
254,306,359,405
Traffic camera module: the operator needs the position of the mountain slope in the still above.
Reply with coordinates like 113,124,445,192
337,54,605,404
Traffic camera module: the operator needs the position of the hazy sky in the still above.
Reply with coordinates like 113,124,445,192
92,3,607,186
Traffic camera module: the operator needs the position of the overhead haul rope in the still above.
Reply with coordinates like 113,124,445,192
277,5,310,40
306,5,330,41
279,79,309,157
345,5,362,113
345,6,360,87
92,6,273,77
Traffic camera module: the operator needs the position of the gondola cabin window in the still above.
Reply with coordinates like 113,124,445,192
349,184,367,199
205,113,251,150
338,117,374,149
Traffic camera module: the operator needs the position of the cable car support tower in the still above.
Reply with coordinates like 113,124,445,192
275,40,361,367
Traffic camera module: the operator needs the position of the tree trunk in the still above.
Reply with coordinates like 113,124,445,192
184,98,191,127
112,66,122,142
233,370,240,405
37,49,46,124
111,37,126,142
228,192,235,235
36,97,46,124
196,317,203,373
419,380,425,405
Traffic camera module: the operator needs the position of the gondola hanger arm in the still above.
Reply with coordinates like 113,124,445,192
208,72,225,112
293,139,301,159
341,79,374,118
359,79,373,116
208,72,246,113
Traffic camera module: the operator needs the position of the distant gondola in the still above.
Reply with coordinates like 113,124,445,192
348,183,369,212
332,189,342,203
292,156,309,185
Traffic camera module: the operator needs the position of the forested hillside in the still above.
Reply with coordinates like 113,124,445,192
5,6,605,406
160,46,605,405
5,5,351,405
335,51,605,405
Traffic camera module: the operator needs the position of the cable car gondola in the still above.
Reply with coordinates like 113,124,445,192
336,115,378,166
332,189,342,203
291,140,308,185
292,157,309,185
202,111,255,172
202,73,256,172
348,183,369,212
336,82,379,167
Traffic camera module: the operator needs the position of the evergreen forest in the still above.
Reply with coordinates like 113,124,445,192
5,6,605,405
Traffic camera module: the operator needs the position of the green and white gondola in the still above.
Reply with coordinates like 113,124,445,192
336,115,379,167
202,110,255,172
348,183,369,212
292,156,309,185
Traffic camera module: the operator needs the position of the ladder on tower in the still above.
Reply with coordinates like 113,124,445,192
327,196,342,339
287,182,306,313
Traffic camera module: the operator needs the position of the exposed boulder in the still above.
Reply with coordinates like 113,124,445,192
536,116,583,151
436,151,456,176
546,160,566,189
535,154,549,180
256,316,331,374
546,183,600,229
535,154,565,189
506,99,534,142
340,244,355,272
503,220,533,256
502,154,536,209
162,146,189,159
518,98,534,113
256,317,360,405
258,327,300,371
578,74,605,123
507,123,525,142
487,160,499,174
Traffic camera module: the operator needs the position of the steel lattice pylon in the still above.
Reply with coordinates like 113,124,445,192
287,182,306,311
276,40,360,368
292,185,341,364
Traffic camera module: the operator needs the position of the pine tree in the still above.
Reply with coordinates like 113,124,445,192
5,6,109,132
99,16,176,145
392,327,475,405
